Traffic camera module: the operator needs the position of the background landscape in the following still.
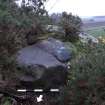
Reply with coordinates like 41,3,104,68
82,16,105,37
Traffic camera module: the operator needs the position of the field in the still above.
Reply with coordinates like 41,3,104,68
83,21,105,38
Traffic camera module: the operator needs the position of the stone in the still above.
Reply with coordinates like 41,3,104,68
79,32,99,44
16,38,71,89
36,37,71,62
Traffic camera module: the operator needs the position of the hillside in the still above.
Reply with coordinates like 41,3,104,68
82,16,105,29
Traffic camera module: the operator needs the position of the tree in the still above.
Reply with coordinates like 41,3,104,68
21,0,47,15
60,12,82,42
0,0,47,81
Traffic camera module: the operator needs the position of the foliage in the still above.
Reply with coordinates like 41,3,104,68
85,26,105,38
0,0,48,81
65,42,105,105
60,12,82,42
1,97,12,105
21,0,47,15
98,36,105,44
64,42,77,59
1,1,105,105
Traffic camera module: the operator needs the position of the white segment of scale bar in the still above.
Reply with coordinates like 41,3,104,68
34,89,43,92
50,89,59,92
17,89,27,92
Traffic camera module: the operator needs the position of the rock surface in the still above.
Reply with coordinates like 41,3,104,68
79,32,99,44
16,38,71,89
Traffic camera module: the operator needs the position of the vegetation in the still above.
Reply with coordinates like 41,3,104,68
46,41,105,105
0,0,50,81
0,0,105,105
65,42,105,105
85,26,105,38
49,12,82,42
60,12,82,42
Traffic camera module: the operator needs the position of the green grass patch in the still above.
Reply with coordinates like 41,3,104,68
84,26,105,38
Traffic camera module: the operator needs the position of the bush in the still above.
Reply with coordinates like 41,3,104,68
60,12,82,42
66,43,105,105
0,0,48,82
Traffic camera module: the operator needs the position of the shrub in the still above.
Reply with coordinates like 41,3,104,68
66,43,105,105
60,12,82,42
0,0,48,82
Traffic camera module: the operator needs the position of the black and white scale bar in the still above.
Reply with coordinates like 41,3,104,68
17,89,59,92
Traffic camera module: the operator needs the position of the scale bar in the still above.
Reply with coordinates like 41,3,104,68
17,89,59,92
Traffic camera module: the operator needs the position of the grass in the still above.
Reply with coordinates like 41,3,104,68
84,26,105,38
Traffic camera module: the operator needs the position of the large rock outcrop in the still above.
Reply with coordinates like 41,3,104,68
16,38,71,90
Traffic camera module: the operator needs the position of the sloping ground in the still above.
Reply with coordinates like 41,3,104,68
83,27,105,38
83,21,105,29
82,21,105,38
